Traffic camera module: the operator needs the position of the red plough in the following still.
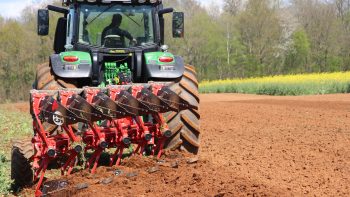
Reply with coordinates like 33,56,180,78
29,83,197,196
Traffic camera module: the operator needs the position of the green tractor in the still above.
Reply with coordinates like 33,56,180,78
11,0,200,194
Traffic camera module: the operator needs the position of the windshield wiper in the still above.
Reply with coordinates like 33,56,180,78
122,13,141,27
87,4,117,26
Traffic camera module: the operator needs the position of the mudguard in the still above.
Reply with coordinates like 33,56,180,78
144,55,185,80
50,51,92,78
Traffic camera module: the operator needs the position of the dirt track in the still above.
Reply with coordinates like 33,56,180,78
19,94,350,196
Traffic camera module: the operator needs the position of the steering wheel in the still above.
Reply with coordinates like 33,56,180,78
103,35,123,48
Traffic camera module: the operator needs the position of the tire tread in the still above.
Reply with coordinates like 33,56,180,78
164,64,200,154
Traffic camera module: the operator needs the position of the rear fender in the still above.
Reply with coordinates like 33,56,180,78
50,51,92,78
144,52,185,80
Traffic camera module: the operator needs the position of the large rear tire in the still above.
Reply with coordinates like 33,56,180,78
35,63,77,90
11,139,34,191
164,65,200,154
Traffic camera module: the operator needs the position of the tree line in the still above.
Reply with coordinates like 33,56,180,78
166,0,350,81
0,6,59,102
0,0,350,102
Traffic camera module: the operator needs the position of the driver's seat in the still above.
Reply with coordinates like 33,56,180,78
103,35,124,48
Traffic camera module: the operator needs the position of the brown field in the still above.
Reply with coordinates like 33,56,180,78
16,94,350,196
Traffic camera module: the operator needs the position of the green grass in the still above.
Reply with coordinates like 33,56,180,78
199,72,350,96
0,152,12,195
0,108,32,195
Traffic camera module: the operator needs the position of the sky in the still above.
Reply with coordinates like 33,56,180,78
0,0,47,18
0,0,224,18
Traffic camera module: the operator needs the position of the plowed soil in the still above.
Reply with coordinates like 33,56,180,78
18,94,350,196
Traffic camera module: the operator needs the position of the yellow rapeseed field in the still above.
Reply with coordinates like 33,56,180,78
199,72,350,95
201,72,350,86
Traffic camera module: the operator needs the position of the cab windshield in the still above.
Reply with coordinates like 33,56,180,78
78,4,155,48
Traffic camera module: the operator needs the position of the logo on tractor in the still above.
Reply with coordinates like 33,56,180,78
109,49,127,54
53,111,64,126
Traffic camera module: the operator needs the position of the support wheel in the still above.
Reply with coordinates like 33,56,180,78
11,139,34,191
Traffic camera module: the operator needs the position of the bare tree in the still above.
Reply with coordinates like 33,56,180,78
292,0,343,71
335,0,350,20
224,0,243,16
238,0,283,74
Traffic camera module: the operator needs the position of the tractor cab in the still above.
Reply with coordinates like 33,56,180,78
76,3,156,48
38,0,184,49
37,0,185,85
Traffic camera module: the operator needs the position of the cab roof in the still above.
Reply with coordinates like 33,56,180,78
63,0,162,6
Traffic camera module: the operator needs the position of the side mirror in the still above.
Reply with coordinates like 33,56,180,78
158,8,174,16
38,9,49,36
172,12,184,38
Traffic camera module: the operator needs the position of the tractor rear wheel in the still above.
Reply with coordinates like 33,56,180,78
35,63,78,90
164,65,200,154
34,63,78,134
11,139,34,191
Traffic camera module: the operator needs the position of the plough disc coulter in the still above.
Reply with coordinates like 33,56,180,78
29,83,197,196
